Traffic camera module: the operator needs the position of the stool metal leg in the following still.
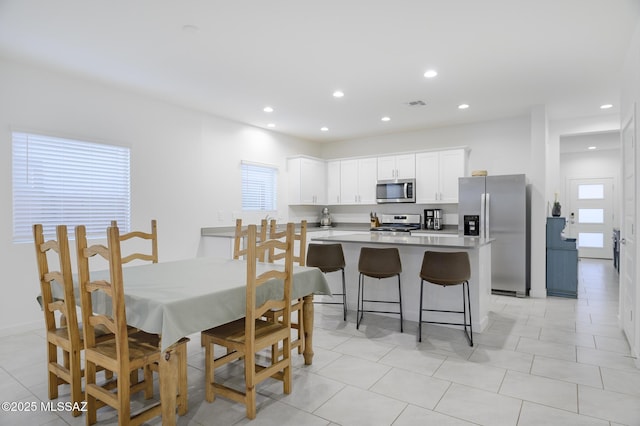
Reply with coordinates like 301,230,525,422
464,280,473,346
397,275,403,333
341,268,347,321
356,273,363,329
418,279,473,346
418,279,424,342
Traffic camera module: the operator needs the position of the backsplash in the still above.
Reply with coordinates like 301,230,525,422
288,204,459,226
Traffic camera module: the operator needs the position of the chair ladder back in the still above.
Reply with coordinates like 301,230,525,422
268,219,306,266
246,223,294,328
33,224,80,340
111,219,158,264
33,224,87,416
76,225,130,364
233,219,268,261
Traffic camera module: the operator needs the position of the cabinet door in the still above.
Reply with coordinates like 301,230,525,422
439,150,465,203
300,158,326,204
415,152,440,203
358,157,378,204
327,161,341,204
395,154,415,179
340,159,360,204
377,156,397,180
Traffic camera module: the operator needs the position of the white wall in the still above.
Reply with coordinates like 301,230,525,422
0,57,318,334
320,115,533,177
620,18,640,365
560,145,621,228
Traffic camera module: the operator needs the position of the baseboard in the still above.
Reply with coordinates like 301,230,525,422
528,288,547,298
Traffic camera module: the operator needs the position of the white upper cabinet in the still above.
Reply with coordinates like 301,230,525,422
340,157,377,204
415,149,466,203
377,154,415,180
326,160,341,204
288,157,327,205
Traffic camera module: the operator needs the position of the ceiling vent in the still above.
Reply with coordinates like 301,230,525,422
405,100,426,107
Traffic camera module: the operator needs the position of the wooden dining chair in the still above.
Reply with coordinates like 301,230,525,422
201,223,294,420
75,224,189,425
233,218,268,261
111,219,158,264
199,218,270,347
33,224,85,416
264,219,307,356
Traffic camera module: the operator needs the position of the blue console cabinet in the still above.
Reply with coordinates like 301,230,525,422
546,217,578,298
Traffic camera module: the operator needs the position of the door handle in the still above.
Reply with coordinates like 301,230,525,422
621,238,627,245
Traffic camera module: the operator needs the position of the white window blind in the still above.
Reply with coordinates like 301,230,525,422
12,131,131,242
241,161,277,211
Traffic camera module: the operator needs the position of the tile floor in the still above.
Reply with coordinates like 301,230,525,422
2,258,639,425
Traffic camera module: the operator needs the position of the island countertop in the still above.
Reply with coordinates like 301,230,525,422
311,232,493,249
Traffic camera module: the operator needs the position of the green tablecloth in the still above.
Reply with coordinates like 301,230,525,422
84,257,331,351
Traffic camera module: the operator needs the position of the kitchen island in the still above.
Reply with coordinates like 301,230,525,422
311,233,493,334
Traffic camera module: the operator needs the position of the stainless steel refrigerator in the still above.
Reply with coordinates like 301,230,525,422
458,174,529,297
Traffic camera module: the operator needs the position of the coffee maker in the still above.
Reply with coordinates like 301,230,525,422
433,209,443,230
424,209,435,230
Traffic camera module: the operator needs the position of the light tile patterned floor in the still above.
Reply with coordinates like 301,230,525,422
1,259,639,425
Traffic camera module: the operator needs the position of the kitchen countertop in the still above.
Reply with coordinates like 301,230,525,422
311,232,493,249
201,222,371,238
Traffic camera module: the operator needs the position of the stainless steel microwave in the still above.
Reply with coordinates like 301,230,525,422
376,179,416,203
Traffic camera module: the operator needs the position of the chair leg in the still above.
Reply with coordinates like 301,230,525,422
397,274,403,333
418,280,424,342
86,361,98,425
69,347,83,417
204,339,215,403
46,342,58,400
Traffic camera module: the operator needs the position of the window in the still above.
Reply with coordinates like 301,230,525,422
12,131,131,242
241,161,277,211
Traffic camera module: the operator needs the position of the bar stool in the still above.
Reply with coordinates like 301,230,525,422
307,243,347,320
418,251,473,346
357,247,403,332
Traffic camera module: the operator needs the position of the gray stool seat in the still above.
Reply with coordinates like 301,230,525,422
419,251,473,346
307,243,347,320
357,247,403,332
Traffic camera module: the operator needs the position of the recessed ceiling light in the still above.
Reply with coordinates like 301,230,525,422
320,127,329,132
263,106,274,113
588,146,597,150
423,69,438,78
381,116,391,122
600,104,613,109
333,90,344,98
267,123,276,128
458,104,470,109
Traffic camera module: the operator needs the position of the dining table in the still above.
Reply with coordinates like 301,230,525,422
71,256,331,425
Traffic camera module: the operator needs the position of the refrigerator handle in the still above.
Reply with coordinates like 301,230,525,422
485,193,491,239
480,193,486,239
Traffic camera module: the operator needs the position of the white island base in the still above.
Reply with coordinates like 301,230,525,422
310,233,493,336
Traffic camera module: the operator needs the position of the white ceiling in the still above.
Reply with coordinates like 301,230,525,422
1,0,638,143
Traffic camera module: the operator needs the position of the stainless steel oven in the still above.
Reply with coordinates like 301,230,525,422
376,179,415,203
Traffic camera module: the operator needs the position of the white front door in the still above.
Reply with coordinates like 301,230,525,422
566,178,614,259
620,110,636,354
